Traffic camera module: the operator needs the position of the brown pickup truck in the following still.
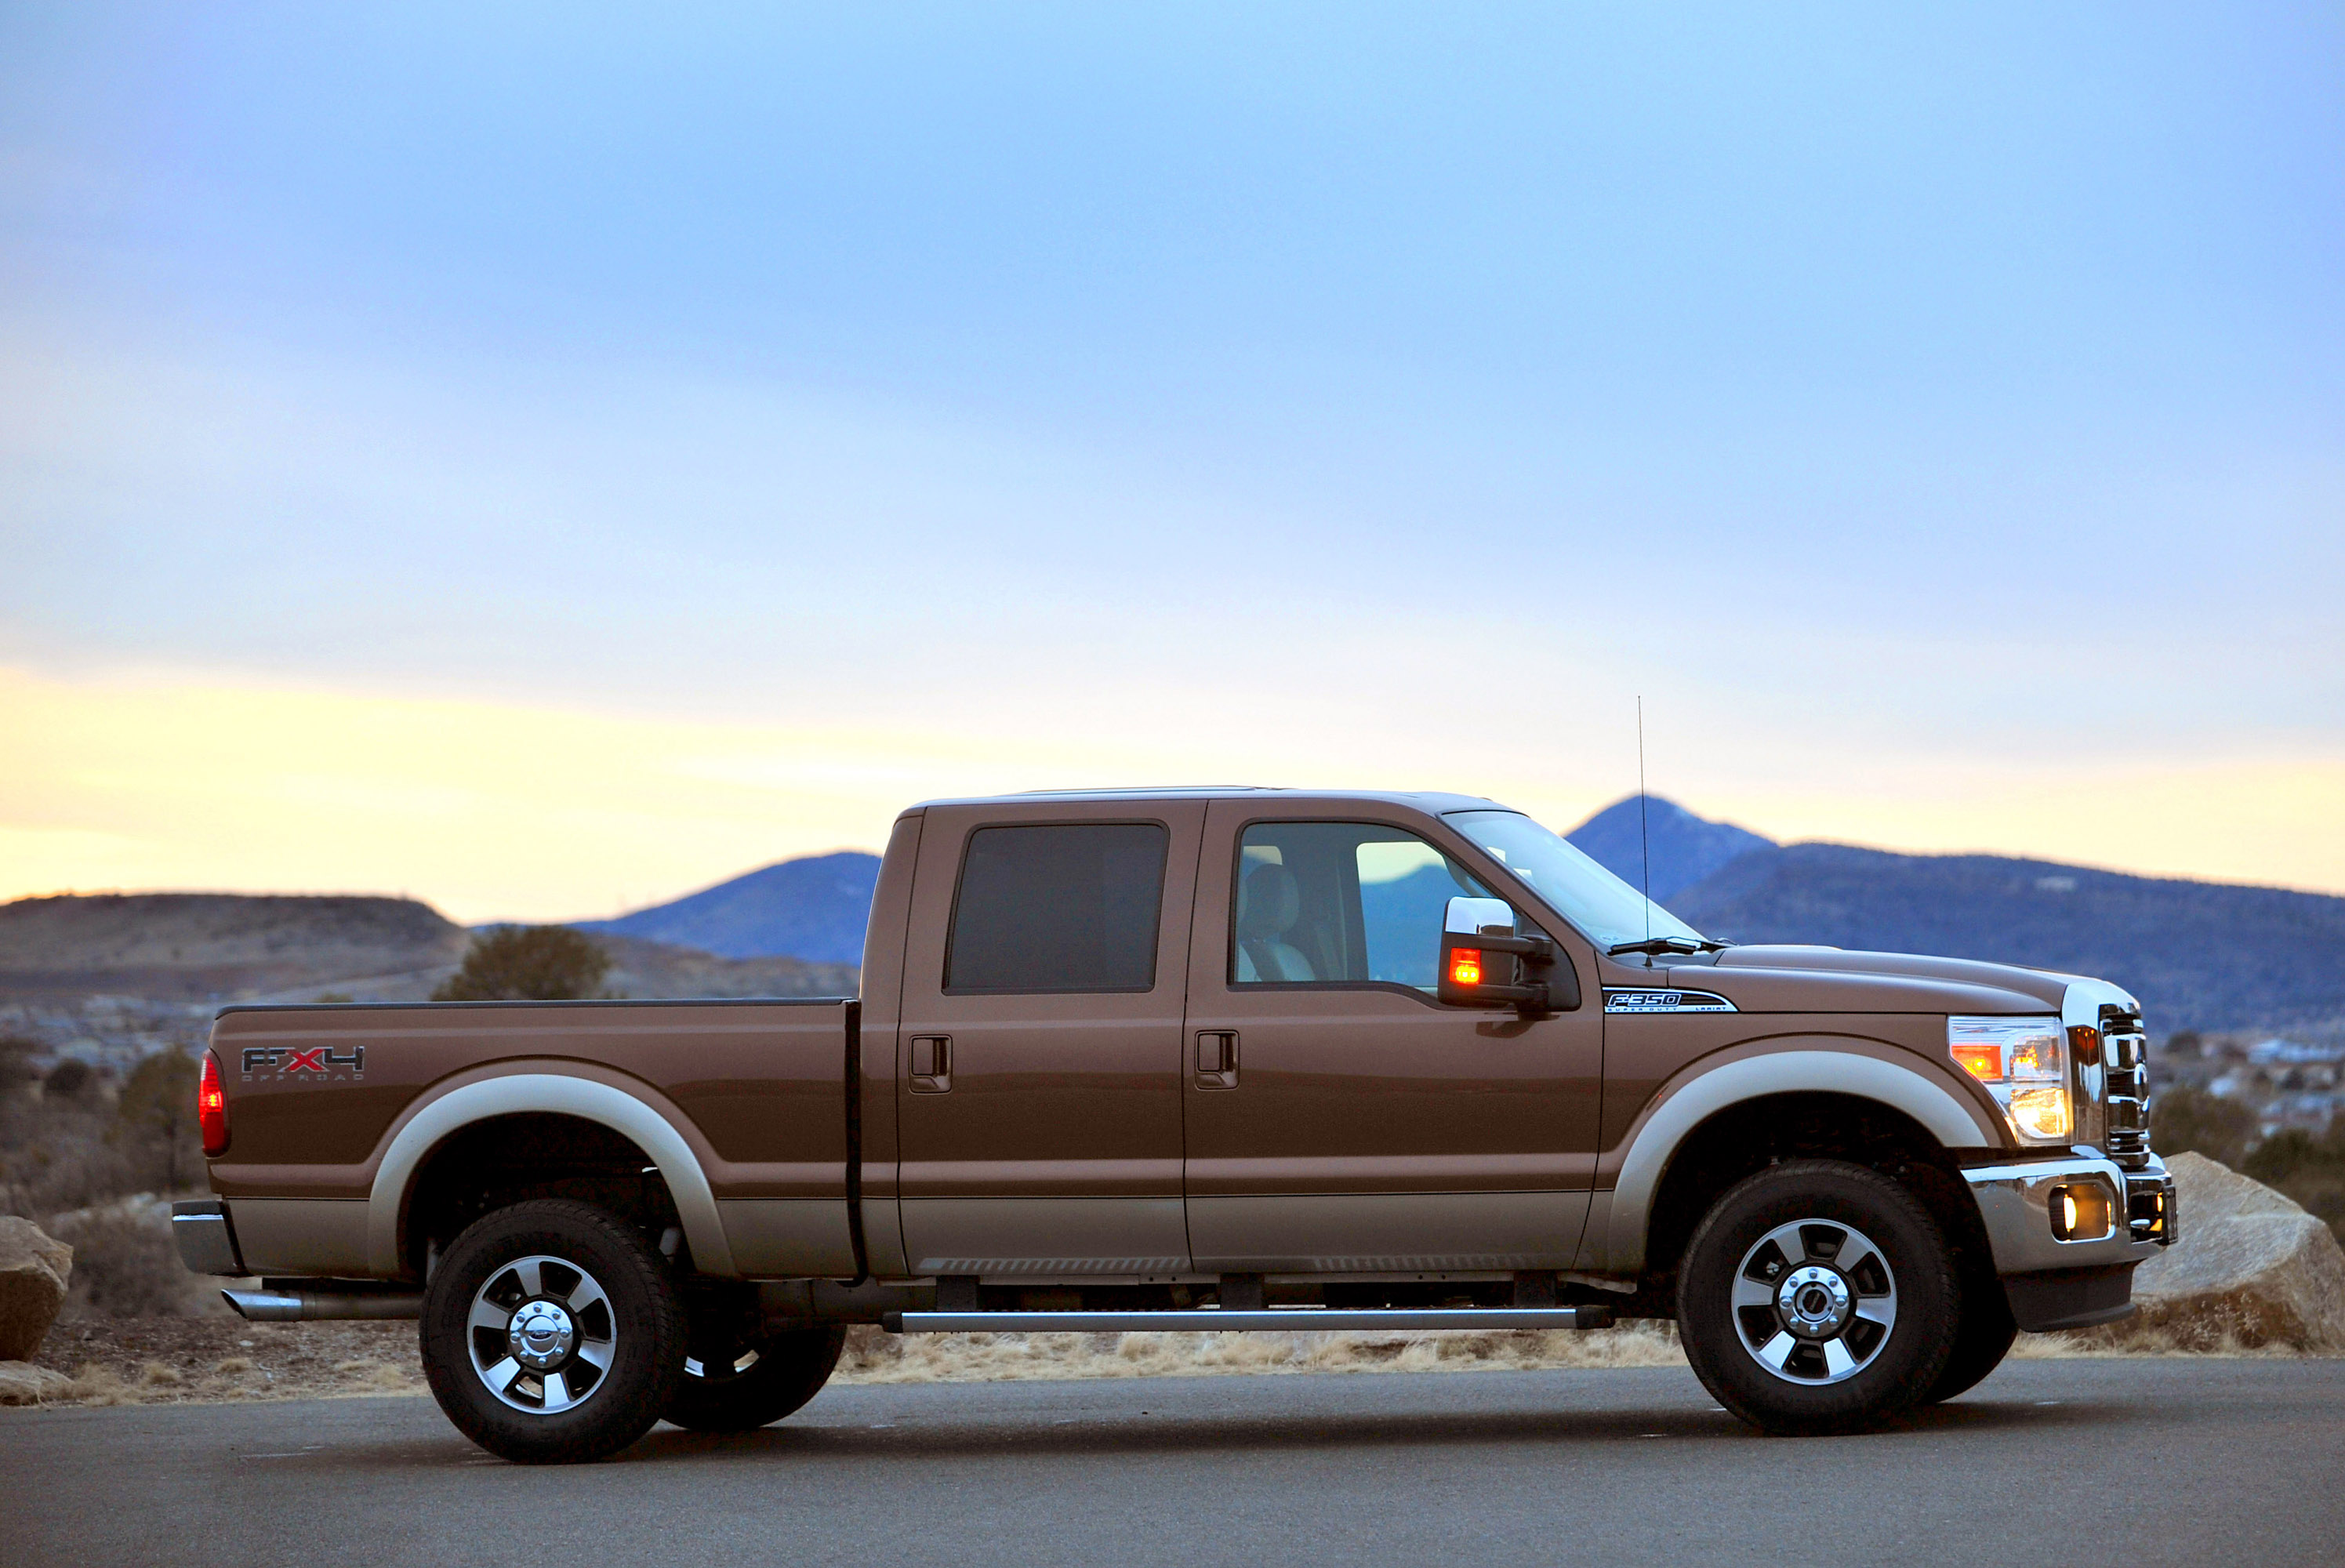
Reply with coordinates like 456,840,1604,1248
173,788,2174,1461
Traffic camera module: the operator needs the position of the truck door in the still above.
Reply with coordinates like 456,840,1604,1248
1180,800,1602,1276
895,799,1205,1279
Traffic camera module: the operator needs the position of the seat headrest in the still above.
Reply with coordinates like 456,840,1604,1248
1236,862,1301,938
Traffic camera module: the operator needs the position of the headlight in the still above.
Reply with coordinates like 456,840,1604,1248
1948,1015,2073,1144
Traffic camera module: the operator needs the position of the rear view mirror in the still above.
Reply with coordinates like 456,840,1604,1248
1438,896,1573,1012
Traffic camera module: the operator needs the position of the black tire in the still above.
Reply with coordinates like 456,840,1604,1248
420,1200,685,1464
665,1323,847,1432
1677,1160,1958,1436
1916,1272,2017,1405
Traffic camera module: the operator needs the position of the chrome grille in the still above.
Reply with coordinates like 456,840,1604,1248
2101,1004,2151,1171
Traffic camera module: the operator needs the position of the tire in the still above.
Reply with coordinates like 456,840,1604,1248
665,1323,847,1432
420,1200,685,1464
1916,1272,2017,1406
1677,1160,1958,1436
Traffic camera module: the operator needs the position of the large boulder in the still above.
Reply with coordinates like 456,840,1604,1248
0,1216,74,1360
2121,1152,2345,1351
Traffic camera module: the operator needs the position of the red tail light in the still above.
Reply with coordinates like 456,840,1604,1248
198,1051,229,1156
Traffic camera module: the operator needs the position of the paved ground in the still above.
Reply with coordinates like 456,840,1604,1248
6,1359,2342,1567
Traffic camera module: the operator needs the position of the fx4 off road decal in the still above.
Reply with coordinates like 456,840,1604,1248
241,1044,366,1080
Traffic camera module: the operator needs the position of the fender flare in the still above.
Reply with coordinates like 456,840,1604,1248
1599,1047,1998,1279
366,1071,738,1278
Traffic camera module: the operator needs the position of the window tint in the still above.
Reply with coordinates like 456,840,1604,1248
946,823,1168,993
1232,822,1501,991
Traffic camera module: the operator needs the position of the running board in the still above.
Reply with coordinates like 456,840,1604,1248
883,1306,1612,1334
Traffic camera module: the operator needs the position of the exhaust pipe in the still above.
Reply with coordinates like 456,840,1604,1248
223,1287,424,1322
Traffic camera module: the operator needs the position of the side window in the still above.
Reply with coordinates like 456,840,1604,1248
1232,822,1497,992
946,822,1168,993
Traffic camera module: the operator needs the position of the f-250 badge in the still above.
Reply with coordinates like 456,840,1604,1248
241,1044,365,1080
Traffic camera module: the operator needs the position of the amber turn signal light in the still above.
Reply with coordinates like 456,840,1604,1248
1951,1044,2003,1082
1450,949,1483,987
198,1050,229,1157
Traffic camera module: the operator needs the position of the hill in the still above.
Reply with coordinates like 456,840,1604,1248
1668,842,2345,1036
573,851,880,964
1564,795,1776,901
0,892,470,1004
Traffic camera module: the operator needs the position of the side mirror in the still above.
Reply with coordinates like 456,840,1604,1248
1438,896,1574,1012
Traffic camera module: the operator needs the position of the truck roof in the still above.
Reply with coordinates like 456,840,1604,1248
903,786,1513,814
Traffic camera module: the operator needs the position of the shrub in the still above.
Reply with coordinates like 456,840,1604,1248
2149,1083,2258,1171
432,927,612,1001
58,1210,205,1319
109,1049,202,1192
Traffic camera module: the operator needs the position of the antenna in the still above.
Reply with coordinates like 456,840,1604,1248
1638,695,1652,960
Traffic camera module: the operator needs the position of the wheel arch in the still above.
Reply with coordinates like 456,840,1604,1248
368,1068,736,1279
1596,1044,2001,1283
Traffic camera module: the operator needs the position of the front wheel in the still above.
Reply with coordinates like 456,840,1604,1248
1678,1160,1958,1436
420,1199,685,1464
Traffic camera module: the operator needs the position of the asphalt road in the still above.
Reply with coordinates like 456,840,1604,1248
6,1359,2342,1568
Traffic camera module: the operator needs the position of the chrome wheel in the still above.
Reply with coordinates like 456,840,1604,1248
467,1254,617,1414
1731,1218,1897,1385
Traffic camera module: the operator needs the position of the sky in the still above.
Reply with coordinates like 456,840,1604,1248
2,2,2340,922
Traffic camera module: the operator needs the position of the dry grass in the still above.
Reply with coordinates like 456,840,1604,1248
834,1322,1692,1385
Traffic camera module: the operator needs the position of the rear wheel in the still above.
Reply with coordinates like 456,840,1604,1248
665,1322,846,1432
1678,1160,1958,1436
420,1200,684,1464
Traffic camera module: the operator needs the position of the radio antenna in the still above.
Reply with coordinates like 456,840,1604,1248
1638,695,1652,958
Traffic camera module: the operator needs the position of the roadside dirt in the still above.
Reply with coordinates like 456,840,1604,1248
10,1313,2325,1410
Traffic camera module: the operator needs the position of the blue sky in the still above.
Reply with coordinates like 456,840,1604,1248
2,3,2340,916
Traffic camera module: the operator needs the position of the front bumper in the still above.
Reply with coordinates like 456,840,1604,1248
1962,1151,2174,1332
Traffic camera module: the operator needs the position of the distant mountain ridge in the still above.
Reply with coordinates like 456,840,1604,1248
572,851,880,964
1564,795,1776,901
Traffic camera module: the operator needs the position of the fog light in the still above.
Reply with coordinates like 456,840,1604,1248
2049,1181,2114,1242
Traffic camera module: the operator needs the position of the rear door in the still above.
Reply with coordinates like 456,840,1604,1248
1180,800,1602,1275
895,799,1205,1279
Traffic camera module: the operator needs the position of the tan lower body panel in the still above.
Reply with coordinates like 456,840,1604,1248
1187,1191,1592,1273
900,1196,1190,1277
717,1199,858,1278
229,1198,372,1276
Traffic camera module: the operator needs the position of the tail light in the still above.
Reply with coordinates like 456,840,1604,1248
198,1051,230,1156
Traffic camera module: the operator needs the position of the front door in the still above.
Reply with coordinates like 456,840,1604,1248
1181,800,1603,1275
896,800,1205,1280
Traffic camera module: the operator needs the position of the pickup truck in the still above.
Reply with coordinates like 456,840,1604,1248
172,787,2175,1462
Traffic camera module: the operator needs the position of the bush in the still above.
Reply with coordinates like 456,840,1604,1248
56,1209,207,1319
432,927,612,1001
109,1049,201,1192
2149,1083,2258,1171
2243,1122,2345,1244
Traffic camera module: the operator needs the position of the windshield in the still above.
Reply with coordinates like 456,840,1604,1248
1443,809,1707,952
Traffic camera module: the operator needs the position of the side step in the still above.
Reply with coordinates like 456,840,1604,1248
884,1306,1612,1334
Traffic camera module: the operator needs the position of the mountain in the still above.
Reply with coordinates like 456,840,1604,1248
1565,795,1776,901
572,851,882,964
1668,843,2345,1036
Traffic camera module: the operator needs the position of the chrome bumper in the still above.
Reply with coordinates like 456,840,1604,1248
171,1200,248,1277
1962,1151,2172,1276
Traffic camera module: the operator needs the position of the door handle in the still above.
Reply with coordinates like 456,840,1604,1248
1195,1030,1238,1089
909,1035,952,1094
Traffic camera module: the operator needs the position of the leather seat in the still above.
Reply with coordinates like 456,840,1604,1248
1235,862,1316,982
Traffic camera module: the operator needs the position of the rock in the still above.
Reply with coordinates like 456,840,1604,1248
2122,1152,2345,1350
0,1217,74,1361
0,1360,74,1405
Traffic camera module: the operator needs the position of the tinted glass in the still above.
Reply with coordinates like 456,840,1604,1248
946,823,1168,993
1443,810,1704,950
1233,822,1499,992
